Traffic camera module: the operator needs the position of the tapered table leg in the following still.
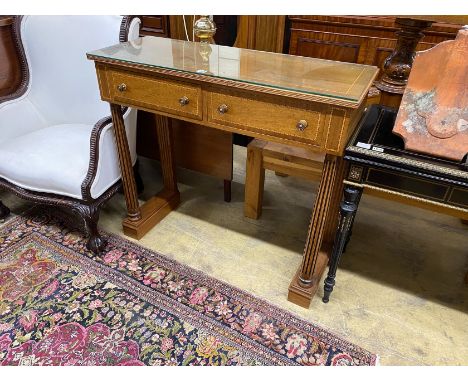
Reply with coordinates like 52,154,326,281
155,115,178,192
244,140,267,219
122,114,180,239
288,154,346,308
323,185,363,303
110,104,141,221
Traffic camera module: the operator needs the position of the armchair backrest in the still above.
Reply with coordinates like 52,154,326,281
20,16,138,125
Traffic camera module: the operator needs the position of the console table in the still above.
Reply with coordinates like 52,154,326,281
87,36,378,308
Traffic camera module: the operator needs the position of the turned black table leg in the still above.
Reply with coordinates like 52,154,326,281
323,185,363,303
343,189,362,253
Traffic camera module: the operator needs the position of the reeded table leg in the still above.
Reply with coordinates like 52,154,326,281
288,154,345,308
110,104,141,221
122,114,180,239
323,185,363,303
110,104,180,239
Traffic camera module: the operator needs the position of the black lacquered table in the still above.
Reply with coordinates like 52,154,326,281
323,104,468,302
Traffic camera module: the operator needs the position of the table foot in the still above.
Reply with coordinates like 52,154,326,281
122,188,180,239
288,248,330,308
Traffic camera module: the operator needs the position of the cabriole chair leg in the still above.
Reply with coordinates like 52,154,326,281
75,205,106,254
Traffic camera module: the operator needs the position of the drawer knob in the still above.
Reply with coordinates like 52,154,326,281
179,96,189,106
117,83,127,92
296,119,308,131
217,104,229,114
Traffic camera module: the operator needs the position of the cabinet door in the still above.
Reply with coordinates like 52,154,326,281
139,16,170,37
289,30,369,63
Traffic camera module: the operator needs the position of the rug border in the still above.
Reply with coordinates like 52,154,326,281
103,229,378,365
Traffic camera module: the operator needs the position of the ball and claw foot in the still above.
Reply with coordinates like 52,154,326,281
86,234,107,254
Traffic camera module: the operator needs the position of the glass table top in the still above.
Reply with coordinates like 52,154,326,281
88,36,379,102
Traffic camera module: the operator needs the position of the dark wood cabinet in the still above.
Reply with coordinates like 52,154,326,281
287,16,463,81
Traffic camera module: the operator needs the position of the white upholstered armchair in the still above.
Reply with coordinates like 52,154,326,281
0,16,141,253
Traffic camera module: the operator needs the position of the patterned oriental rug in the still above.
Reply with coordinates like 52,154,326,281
0,212,378,366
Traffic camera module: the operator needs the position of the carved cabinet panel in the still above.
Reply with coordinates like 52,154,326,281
138,16,170,38
291,31,366,63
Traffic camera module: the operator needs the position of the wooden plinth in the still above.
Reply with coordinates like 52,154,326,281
288,246,330,308
123,189,180,239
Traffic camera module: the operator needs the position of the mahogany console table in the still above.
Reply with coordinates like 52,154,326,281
87,37,378,308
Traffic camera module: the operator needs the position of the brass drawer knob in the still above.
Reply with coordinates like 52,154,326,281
179,96,189,106
296,119,308,131
217,104,228,114
117,83,127,92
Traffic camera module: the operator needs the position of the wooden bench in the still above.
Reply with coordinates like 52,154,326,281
244,139,325,219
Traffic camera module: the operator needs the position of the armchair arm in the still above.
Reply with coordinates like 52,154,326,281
80,113,113,200
119,16,141,43
80,106,138,201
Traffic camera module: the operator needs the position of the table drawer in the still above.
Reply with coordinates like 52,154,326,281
109,70,202,120
207,92,323,146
